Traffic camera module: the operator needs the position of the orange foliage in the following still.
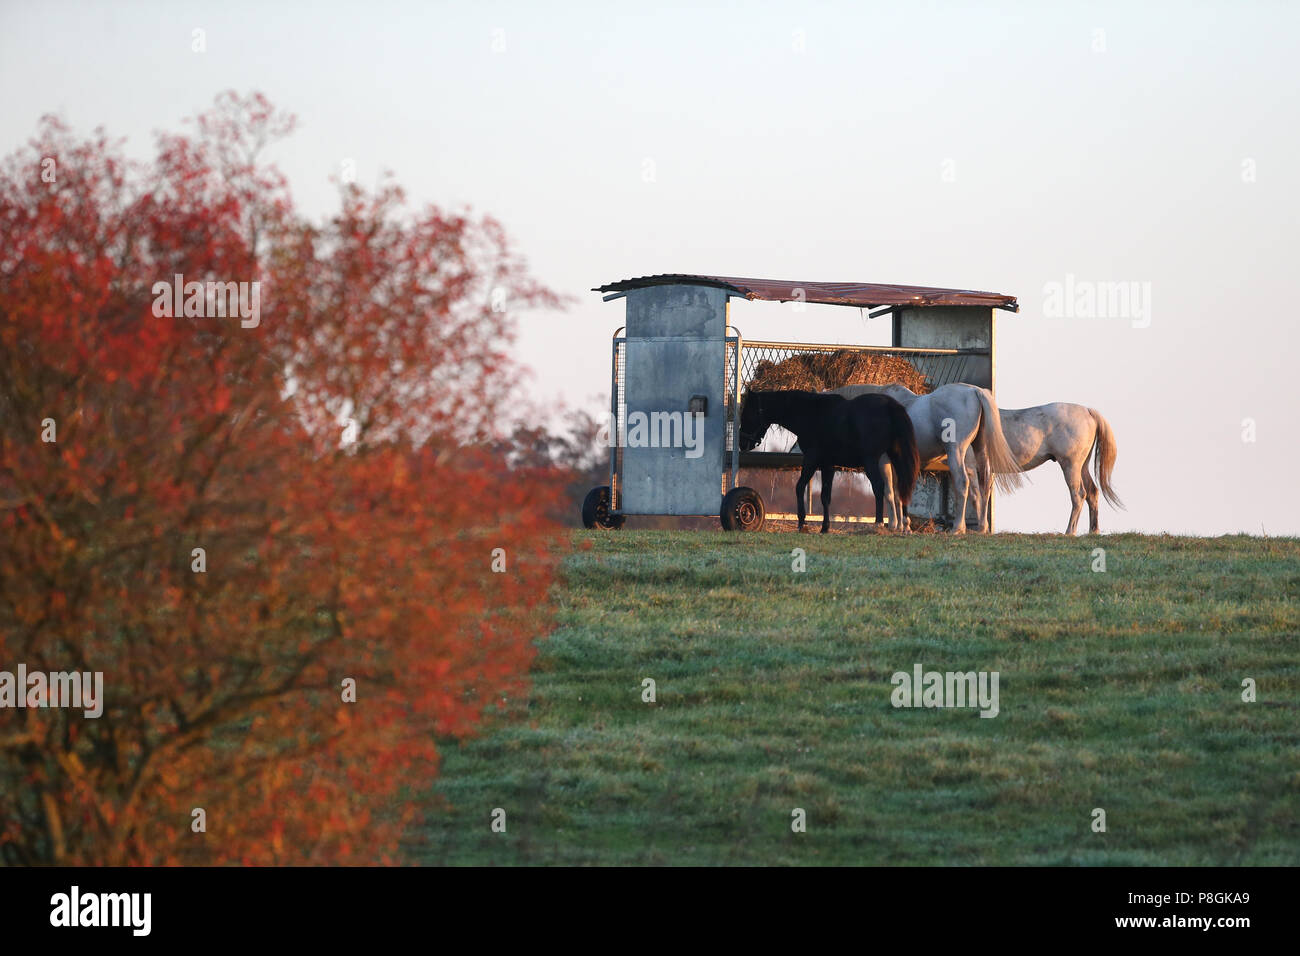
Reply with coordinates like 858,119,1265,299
0,92,565,864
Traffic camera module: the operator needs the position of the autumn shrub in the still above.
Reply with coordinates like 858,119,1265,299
0,92,565,864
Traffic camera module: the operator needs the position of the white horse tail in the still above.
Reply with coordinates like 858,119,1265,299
976,388,1025,493
1088,408,1124,510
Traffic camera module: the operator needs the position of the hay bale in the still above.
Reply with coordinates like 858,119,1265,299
748,349,930,395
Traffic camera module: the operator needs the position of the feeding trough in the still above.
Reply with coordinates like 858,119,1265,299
582,274,1017,532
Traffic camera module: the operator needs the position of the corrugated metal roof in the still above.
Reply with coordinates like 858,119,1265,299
593,274,1018,311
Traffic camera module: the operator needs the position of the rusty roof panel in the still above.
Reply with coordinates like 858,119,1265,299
594,274,1018,311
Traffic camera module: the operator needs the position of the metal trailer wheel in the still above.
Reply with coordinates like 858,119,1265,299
582,486,625,530
720,486,765,532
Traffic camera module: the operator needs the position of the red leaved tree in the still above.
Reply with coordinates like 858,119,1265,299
0,92,566,864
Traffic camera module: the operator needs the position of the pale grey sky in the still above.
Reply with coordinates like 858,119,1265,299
3,0,1297,534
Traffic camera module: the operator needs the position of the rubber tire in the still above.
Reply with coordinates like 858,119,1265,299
720,486,765,532
582,486,625,530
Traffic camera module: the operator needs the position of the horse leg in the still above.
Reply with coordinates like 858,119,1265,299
819,464,835,534
794,460,817,532
945,442,971,534
1062,460,1086,535
878,454,900,531
965,428,989,533
892,457,911,534
965,453,986,533
984,461,996,533
893,458,912,533
974,447,992,533
1081,463,1101,533
865,457,887,532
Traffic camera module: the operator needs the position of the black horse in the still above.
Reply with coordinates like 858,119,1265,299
739,390,920,533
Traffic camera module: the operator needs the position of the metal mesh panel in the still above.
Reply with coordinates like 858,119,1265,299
722,337,738,494
724,340,736,453
738,341,984,395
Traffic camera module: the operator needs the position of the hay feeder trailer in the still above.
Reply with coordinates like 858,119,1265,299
582,275,1017,532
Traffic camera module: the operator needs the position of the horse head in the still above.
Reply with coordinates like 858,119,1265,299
738,391,769,451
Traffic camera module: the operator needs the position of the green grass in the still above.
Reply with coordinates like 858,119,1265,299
408,531,1300,865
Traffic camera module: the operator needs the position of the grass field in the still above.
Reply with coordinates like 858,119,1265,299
409,531,1300,865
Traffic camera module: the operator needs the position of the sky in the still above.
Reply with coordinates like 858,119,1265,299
3,0,1298,534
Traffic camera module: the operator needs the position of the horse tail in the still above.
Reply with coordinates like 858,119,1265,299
885,400,921,508
1088,408,1124,510
975,388,1026,493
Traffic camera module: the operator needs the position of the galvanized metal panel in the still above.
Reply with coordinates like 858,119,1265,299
619,286,728,516
893,306,993,390
624,283,726,338
621,339,726,514
909,473,948,524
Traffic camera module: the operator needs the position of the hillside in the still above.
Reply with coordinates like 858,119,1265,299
411,531,1300,865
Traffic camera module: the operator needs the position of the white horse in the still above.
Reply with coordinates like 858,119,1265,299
829,383,1024,533
966,403,1123,534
